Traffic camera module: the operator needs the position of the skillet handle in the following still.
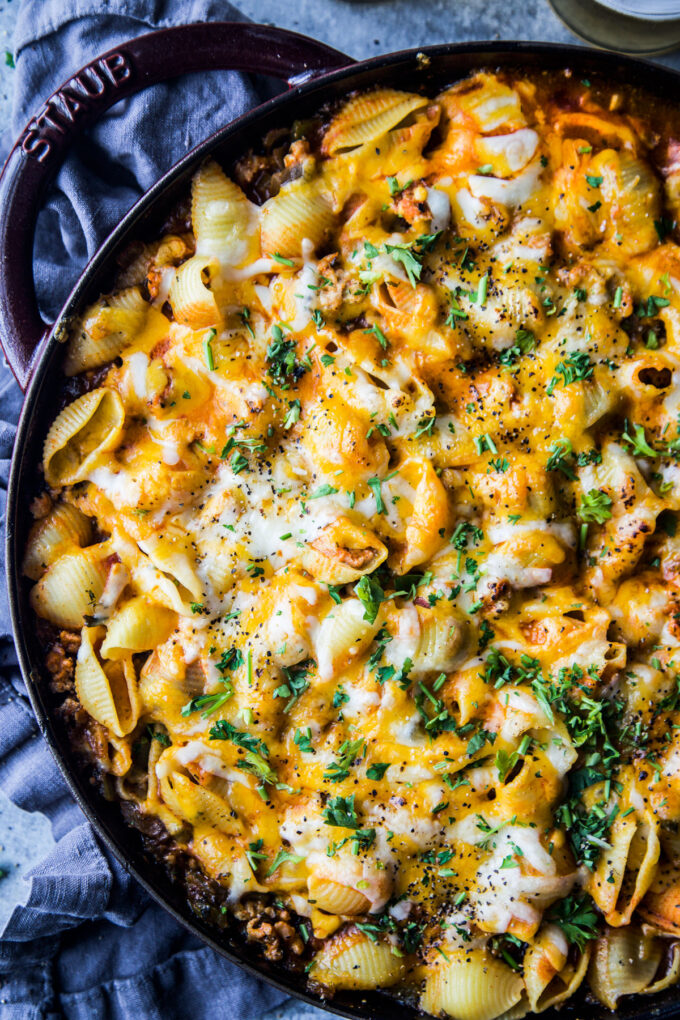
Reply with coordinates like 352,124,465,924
0,21,353,390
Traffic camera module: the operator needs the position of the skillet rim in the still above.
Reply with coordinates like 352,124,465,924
8,37,680,1020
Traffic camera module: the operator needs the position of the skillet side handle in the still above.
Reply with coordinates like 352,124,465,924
0,21,353,390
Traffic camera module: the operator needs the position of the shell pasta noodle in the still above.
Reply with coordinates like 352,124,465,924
26,67,680,1016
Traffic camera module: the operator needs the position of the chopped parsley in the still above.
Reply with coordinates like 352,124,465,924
266,326,308,388
367,476,386,514
446,293,469,325
266,848,304,876
555,798,617,870
450,521,484,551
202,328,216,371
546,351,593,395
245,838,268,871
272,252,295,266
272,661,313,712
181,680,234,719
354,574,385,624
414,415,436,438
384,242,423,287
323,793,360,829
364,322,389,349
283,399,301,429
332,684,350,709
578,489,613,525
381,233,440,288
209,720,280,788
216,647,244,674
324,738,365,783
498,328,535,366
241,307,255,339
622,421,657,459
636,294,671,318
309,483,339,499
209,720,268,757
294,727,314,753
547,892,599,950
546,438,576,480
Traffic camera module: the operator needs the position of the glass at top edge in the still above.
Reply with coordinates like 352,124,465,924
549,0,680,53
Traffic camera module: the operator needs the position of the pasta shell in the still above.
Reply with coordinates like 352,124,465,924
552,140,601,250
107,532,190,616
441,74,526,134
22,503,92,580
64,287,148,376
463,277,542,351
551,110,639,150
581,376,618,429
75,626,140,737
106,734,133,778
391,458,450,573
371,282,450,359
617,355,674,403
139,533,203,601
372,281,438,340
168,254,220,328
195,536,240,598
588,926,663,1009
100,596,177,660
641,942,680,997
86,717,132,778
310,908,344,940
316,597,384,680
144,724,170,812
144,737,190,835
523,924,590,1012
322,89,428,155
301,517,387,584
639,862,680,933
158,769,241,836
308,875,371,915
260,179,335,259
192,159,253,265
312,929,403,989
43,388,125,487
475,128,539,176
420,948,524,1020
190,834,254,889
587,810,660,925
138,659,187,722
30,545,109,628
300,395,389,480
411,610,465,674
116,234,193,289
591,148,661,257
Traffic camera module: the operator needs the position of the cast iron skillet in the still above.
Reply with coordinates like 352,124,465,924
4,22,680,1019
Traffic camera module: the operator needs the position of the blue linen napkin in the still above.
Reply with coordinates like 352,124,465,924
0,2,299,1016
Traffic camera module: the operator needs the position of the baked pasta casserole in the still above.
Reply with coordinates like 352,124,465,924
25,69,680,1016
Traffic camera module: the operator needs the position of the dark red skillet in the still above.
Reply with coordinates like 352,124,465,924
3,20,680,1019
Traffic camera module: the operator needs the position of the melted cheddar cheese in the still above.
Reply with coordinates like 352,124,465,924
27,70,680,1015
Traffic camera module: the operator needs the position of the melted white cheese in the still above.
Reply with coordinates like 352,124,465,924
468,158,542,208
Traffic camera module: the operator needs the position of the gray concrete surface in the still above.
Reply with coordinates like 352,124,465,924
1,1,679,1017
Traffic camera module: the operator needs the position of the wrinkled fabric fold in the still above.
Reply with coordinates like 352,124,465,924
0,1,293,1016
